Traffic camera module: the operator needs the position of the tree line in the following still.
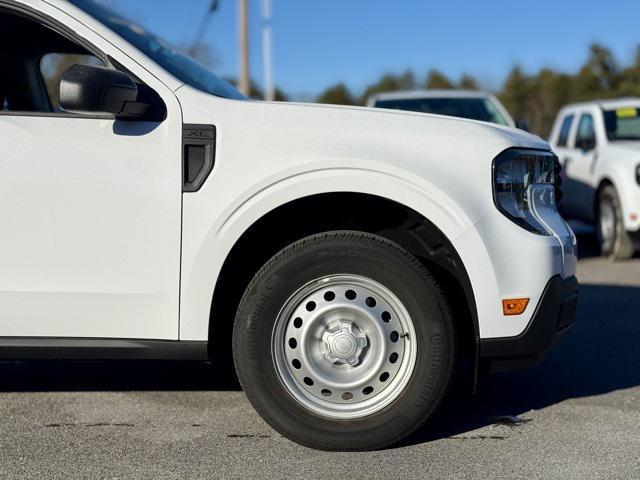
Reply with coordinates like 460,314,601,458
314,43,640,138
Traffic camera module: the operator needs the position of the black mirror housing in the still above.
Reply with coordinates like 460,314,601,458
576,137,596,152
60,64,147,118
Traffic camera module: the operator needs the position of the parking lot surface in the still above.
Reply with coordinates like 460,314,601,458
0,247,639,479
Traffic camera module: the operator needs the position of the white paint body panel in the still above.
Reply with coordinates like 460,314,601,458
3,0,577,344
550,99,640,232
0,0,183,338
366,89,516,128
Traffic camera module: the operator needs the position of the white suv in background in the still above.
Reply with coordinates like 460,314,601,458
367,90,516,128
1,0,577,451
550,99,640,259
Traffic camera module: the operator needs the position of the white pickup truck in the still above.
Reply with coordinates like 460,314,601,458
550,99,640,259
0,0,577,450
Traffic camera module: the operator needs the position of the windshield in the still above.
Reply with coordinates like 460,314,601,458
373,97,510,126
69,0,246,100
603,108,640,141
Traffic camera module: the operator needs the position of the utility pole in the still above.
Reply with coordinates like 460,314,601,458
262,0,274,101
238,0,250,96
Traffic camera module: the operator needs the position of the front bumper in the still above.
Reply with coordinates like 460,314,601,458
479,274,578,372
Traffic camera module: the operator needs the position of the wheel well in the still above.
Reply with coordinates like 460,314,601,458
208,193,478,367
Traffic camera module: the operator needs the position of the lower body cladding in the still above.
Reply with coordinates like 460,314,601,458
480,274,579,372
453,206,579,372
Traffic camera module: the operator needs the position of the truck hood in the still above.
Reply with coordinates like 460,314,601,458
276,100,548,150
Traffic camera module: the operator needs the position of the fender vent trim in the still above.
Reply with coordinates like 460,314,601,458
182,124,216,192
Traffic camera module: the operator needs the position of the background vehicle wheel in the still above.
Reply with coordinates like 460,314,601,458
233,231,455,451
597,185,635,260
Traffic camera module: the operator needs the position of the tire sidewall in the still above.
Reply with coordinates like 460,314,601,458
598,186,633,259
233,232,455,450
597,188,618,256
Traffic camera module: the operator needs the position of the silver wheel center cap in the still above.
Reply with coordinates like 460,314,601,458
322,321,367,366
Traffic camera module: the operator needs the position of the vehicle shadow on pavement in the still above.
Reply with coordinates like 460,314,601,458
404,281,640,446
574,231,601,259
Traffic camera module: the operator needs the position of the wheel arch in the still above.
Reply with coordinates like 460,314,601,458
207,192,480,381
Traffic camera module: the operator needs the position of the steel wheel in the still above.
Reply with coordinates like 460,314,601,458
272,274,417,419
598,198,616,254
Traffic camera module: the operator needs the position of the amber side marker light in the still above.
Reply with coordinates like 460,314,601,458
502,298,530,316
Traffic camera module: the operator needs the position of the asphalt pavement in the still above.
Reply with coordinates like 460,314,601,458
0,237,639,479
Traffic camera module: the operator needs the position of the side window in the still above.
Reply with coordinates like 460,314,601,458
556,114,574,147
574,114,596,151
40,54,102,112
0,8,104,113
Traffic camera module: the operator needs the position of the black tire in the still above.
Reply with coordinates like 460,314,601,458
233,231,456,451
597,185,635,260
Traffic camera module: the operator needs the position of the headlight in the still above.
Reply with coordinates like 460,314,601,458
492,149,557,235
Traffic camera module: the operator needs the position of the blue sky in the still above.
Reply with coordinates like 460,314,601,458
114,0,640,99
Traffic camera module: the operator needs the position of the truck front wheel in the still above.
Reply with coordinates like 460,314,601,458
597,185,635,260
233,231,455,450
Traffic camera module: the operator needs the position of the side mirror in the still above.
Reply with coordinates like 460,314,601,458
576,136,596,152
60,64,148,118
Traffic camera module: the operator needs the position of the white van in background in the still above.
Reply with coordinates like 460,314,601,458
367,90,516,128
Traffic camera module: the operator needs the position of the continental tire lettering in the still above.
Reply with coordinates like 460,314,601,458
245,275,279,360
415,334,443,409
